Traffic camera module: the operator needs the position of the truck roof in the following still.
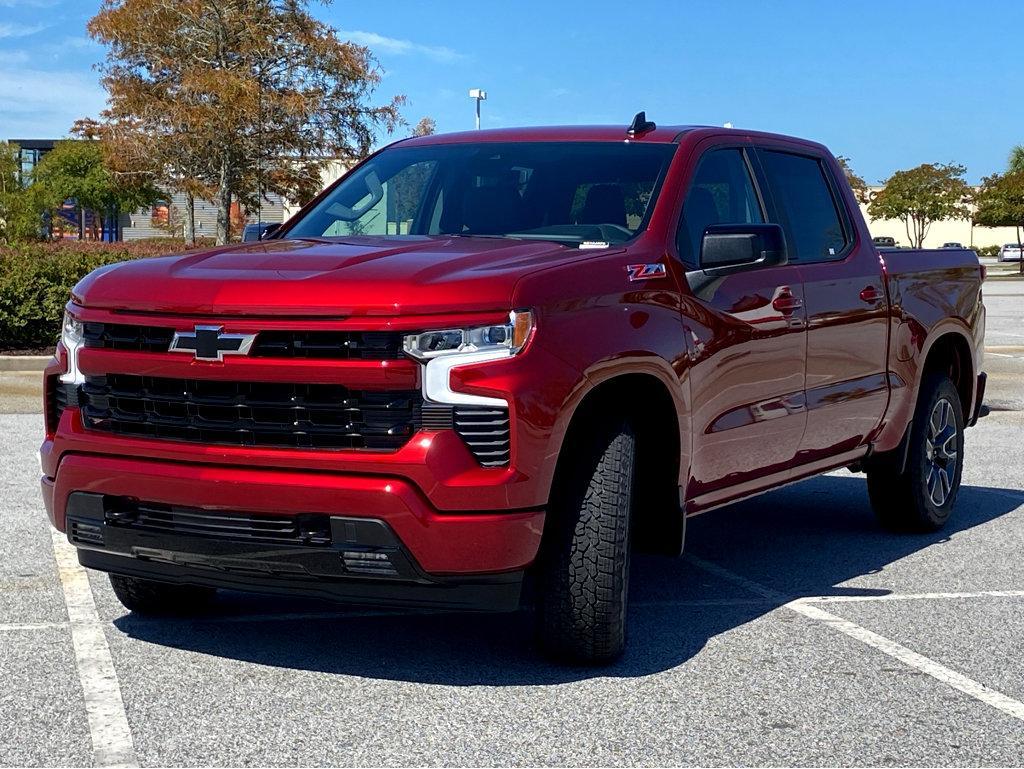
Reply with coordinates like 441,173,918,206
398,124,826,151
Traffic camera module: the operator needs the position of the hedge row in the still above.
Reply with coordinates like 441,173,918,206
972,244,1001,258
0,239,213,351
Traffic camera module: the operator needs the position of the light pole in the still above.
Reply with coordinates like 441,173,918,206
469,88,487,129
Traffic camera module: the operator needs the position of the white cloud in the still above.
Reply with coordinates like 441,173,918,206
341,30,464,62
0,22,48,38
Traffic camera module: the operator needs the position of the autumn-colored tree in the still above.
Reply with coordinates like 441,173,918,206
867,163,970,248
836,155,869,204
86,0,404,245
412,117,437,137
974,171,1024,275
75,114,212,244
31,140,160,241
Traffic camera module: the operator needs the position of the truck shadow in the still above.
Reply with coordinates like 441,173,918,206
113,474,1023,685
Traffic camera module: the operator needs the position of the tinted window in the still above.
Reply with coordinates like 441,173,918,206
288,142,676,247
677,149,763,265
760,151,847,261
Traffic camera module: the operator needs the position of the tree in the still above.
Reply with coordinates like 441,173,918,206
836,155,869,204
974,170,1024,275
30,140,160,240
85,0,404,246
1009,145,1024,174
412,117,436,137
867,163,970,248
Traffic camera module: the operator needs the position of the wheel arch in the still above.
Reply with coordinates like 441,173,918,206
920,326,975,420
544,363,687,556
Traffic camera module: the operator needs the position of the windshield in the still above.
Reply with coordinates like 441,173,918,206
285,141,677,246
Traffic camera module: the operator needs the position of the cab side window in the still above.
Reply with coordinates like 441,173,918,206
676,149,764,266
758,150,848,262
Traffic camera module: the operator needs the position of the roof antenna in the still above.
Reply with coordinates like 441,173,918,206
627,111,656,136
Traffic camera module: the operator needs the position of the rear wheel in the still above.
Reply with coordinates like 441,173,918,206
867,374,964,531
536,419,636,664
109,574,215,615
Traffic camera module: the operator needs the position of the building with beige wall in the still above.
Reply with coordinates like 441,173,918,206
859,187,1019,250
283,159,349,220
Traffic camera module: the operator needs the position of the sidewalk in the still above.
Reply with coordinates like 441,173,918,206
0,371,42,414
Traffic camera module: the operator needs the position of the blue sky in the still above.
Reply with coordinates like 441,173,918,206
0,0,1020,183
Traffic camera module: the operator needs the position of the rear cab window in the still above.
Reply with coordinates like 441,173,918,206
757,150,850,262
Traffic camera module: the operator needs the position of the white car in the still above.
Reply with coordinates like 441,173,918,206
999,243,1023,261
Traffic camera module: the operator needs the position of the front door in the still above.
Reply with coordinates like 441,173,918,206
675,147,808,502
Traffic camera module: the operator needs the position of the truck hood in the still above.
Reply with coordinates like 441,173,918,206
74,236,590,317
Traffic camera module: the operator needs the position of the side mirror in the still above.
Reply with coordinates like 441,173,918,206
700,223,788,276
260,223,282,240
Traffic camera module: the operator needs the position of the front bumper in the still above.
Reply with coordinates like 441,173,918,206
42,451,544,577
64,492,523,611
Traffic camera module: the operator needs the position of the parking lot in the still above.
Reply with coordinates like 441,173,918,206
2,282,1023,767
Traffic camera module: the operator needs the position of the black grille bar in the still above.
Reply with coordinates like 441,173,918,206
79,374,421,450
251,331,403,359
82,322,404,360
46,375,77,433
83,322,174,353
112,501,332,545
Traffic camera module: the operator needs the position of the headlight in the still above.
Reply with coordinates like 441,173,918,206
59,311,85,384
62,312,83,348
403,310,534,361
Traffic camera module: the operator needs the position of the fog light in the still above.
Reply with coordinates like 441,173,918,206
342,549,400,577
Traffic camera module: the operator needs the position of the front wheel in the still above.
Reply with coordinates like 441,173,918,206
867,374,964,531
536,419,636,664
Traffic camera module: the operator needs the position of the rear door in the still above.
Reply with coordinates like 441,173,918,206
756,147,889,462
674,145,808,500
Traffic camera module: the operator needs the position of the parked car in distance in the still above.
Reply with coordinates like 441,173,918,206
942,242,964,249
999,243,1023,261
241,222,280,242
872,236,896,247
41,118,987,663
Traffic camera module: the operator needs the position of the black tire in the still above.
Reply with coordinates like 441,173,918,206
867,374,964,531
108,573,215,615
537,419,636,664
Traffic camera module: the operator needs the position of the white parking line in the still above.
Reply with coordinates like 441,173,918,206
50,529,138,768
687,554,1024,724
804,590,1024,603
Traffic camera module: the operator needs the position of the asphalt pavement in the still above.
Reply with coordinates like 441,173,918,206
1,283,1023,766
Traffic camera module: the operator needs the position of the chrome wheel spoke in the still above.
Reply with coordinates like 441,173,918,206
938,467,952,501
924,397,959,507
926,466,941,505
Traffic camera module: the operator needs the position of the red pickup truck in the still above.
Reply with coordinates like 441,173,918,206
41,117,986,662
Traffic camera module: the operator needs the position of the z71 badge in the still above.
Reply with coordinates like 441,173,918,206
626,263,667,281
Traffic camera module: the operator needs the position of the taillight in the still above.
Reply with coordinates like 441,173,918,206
980,264,987,281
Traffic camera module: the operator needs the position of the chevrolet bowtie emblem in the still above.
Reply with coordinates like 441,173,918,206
169,325,256,361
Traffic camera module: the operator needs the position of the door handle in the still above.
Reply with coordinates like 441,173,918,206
859,285,883,304
771,289,803,315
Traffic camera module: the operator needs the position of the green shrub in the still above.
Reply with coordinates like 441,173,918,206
971,244,1002,258
0,238,213,351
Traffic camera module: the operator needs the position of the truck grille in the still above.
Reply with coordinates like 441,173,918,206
82,322,404,360
79,374,420,450
46,375,76,434
454,406,511,467
110,501,332,546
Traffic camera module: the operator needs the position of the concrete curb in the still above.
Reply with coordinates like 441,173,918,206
0,355,51,372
